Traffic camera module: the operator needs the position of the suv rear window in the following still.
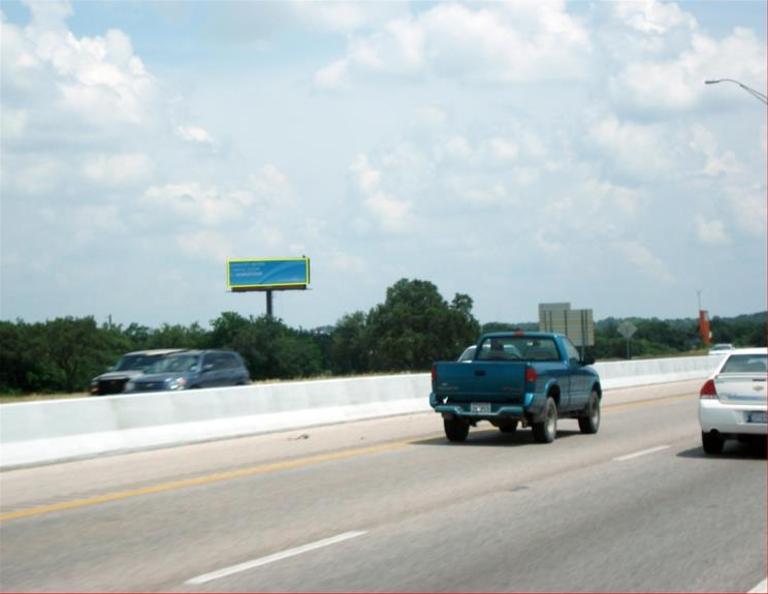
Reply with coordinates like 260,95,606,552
151,354,200,373
114,354,168,371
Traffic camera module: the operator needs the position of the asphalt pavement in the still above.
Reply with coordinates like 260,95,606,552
0,380,765,592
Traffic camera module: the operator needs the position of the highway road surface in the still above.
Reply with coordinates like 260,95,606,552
1,380,765,592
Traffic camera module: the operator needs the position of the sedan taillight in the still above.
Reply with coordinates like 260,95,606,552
700,379,717,399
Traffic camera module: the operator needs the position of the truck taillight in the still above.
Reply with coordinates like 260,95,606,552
700,379,717,399
525,367,537,383
431,364,437,383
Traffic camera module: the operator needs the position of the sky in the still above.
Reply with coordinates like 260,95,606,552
1,0,766,330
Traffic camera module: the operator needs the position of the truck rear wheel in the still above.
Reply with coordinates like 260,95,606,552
578,391,600,434
532,397,557,443
498,421,518,433
444,418,469,442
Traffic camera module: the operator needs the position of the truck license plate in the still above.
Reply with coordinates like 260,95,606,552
471,402,491,414
747,411,766,423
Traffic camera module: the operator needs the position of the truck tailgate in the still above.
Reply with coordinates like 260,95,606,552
433,362,526,403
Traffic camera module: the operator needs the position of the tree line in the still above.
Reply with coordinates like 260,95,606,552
0,279,479,394
1,278,764,395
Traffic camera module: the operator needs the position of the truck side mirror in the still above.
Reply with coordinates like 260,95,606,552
581,355,595,366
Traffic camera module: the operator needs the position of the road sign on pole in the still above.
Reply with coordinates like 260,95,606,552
617,321,637,359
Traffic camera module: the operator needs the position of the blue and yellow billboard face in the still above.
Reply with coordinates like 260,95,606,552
227,257,310,292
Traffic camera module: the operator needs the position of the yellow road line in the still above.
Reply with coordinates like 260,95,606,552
603,393,692,412
0,392,693,522
0,441,410,522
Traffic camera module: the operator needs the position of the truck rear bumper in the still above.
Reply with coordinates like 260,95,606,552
430,391,533,417
435,404,525,421
432,404,525,420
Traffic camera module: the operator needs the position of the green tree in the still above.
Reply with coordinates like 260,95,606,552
0,320,49,393
43,317,115,392
366,279,480,371
330,312,371,374
148,322,208,349
208,312,250,348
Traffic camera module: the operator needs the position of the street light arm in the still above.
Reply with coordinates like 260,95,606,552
705,78,767,104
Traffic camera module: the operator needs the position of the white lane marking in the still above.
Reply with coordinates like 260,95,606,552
749,578,767,593
612,445,670,462
186,531,367,585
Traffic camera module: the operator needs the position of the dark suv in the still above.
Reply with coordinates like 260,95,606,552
90,349,186,395
124,350,250,393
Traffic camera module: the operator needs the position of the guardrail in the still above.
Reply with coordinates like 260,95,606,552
0,356,720,469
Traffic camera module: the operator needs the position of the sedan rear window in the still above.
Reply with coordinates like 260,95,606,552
722,354,767,373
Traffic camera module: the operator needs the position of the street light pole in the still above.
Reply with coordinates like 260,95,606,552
704,79,767,105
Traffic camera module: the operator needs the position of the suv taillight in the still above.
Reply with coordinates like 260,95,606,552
700,379,717,399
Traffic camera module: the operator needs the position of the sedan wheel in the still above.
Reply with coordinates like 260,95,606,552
702,431,724,455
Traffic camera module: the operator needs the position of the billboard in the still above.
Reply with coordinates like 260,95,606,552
538,302,595,347
227,257,310,292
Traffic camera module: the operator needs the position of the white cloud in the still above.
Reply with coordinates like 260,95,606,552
350,153,412,233
71,204,121,245
414,105,447,129
314,59,348,89
289,2,407,34
725,185,767,237
0,108,29,139
688,124,740,176
314,2,591,87
176,125,215,146
142,183,254,226
612,0,697,35
247,164,293,206
588,115,674,178
328,249,367,274
13,159,69,194
23,0,73,29
462,182,510,207
441,136,473,161
365,191,412,233
2,5,155,129
695,215,730,245
618,241,674,283
176,230,233,263
350,154,382,194
82,153,152,186
610,27,765,112
488,137,519,162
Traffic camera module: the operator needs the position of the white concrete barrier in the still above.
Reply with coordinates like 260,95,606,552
0,356,719,469
594,355,719,389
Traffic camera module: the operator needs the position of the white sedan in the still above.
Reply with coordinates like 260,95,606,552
699,347,767,454
708,343,734,356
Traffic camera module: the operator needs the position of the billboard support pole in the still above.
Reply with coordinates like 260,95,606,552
266,290,274,319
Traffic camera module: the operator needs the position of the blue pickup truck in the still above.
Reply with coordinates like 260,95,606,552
429,332,601,443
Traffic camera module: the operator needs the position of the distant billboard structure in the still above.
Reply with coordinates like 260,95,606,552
538,302,594,350
227,257,310,317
